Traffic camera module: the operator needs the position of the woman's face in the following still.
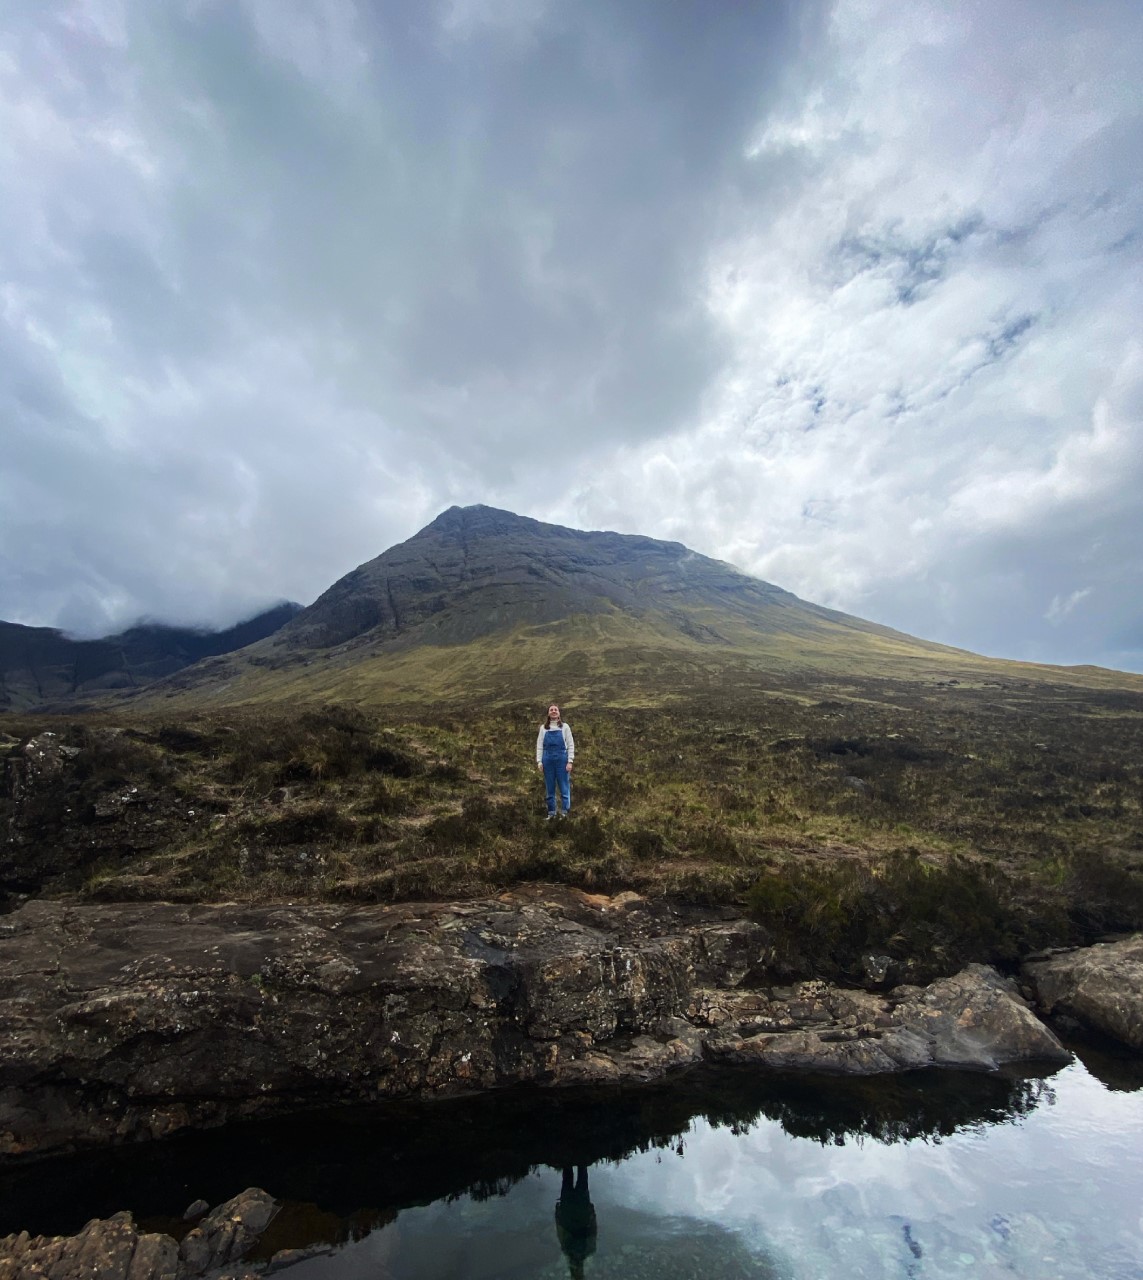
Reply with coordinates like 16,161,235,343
548,705,560,721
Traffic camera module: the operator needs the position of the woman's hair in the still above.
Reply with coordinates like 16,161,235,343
542,705,563,728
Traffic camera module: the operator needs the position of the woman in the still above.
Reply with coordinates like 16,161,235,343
536,703,575,819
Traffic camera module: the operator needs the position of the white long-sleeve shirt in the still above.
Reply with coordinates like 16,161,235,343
536,721,575,764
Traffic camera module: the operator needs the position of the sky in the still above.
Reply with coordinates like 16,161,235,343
2,0,1141,671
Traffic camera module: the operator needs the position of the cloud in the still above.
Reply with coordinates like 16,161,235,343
1046,589,1092,626
0,0,820,626
0,0,1141,672
563,0,1143,670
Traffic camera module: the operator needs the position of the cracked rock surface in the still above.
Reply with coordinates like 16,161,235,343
0,887,1069,1162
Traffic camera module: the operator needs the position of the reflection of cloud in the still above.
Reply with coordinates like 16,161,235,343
603,1063,1143,1279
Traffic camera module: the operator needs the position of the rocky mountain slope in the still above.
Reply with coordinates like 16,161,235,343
272,503,902,651
10,506,1136,713
151,504,1095,709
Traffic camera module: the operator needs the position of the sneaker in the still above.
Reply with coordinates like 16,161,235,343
545,813,556,821
561,810,571,819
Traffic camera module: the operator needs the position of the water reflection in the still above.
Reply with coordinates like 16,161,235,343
0,1062,1064,1243
279,1054,1143,1280
545,1166,784,1280
1062,1028,1143,1093
555,1166,596,1279
5,1054,1143,1277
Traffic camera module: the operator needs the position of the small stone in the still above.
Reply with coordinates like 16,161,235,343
861,954,894,987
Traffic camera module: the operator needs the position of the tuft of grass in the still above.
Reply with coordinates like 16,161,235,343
235,800,356,848
623,828,669,860
743,849,1143,983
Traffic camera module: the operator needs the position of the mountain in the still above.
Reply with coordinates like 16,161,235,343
144,505,1133,710
0,603,302,712
10,506,1134,714
275,503,850,650
260,502,963,656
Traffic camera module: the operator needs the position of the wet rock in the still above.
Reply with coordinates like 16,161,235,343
128,1233,180,1279
264,1244,335,1273
861,954,894,987
178,1189,278,1275
1023,934,1143,1051
183,1201,210,1222
0,889,1071,1160
0,1189,277,1279
0,1211,178,1280
691,920,770,988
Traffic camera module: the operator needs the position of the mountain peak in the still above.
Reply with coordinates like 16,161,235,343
421,504,541,538
273,505,802,653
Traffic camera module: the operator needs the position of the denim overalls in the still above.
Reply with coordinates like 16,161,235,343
542,726,571,817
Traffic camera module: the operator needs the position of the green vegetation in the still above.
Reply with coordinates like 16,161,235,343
3,666,1142,980
135,598,1143,714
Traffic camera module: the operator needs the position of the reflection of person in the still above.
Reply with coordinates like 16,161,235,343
554,1165,596,1280
536,703,575,820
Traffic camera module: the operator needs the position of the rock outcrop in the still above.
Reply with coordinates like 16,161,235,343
0,887,1068,1162
692,965,1064,1075
0,1188,277,1280
1023,933,1143,1050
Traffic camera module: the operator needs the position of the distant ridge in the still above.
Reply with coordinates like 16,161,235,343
0,602,302,711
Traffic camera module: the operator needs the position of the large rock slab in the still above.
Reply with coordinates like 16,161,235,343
0,889,1068,1160
1023,934,1143,1051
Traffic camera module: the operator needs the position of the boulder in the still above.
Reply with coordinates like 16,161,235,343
692,964,1068,1074
178,1189,279,1275
0,1212,177,1280
1023,934,1143,1051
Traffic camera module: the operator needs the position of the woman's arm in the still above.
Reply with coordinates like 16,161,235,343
563,723,575,763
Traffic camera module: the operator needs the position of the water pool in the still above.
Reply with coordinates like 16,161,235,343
3,1045,1140,1278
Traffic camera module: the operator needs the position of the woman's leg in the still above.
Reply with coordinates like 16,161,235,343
558,767,571,815
543,759,559,815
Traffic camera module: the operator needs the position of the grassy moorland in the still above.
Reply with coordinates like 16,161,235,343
4,660,1142,983
135,601,1143,713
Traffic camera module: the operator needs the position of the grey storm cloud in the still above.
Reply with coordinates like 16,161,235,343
122,0,805,440
1,0,1142,672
